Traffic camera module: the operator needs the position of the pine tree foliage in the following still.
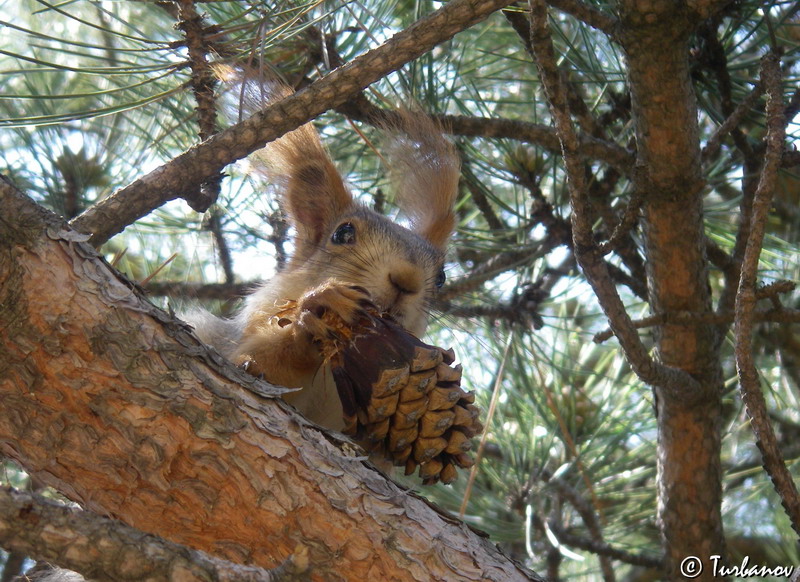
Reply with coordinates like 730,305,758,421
1,0,799,580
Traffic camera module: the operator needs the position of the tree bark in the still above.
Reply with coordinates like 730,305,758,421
618,2,726,578
0,181,542,582
0,487,307,582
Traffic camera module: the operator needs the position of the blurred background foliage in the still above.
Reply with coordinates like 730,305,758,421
1,1,799,580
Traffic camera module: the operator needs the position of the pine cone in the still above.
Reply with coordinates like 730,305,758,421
284,299,482,484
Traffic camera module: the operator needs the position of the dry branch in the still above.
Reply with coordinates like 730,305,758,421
0,182,543,582
733,53,800,537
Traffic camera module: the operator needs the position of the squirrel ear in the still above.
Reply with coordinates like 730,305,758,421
248,95,353,254
266,122,353,250
223,75,354,254
384,112,460,249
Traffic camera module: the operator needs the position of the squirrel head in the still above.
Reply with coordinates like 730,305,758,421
257,108,460,337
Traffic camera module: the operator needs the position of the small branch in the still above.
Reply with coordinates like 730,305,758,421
547,522,663,570
594,305,800,343
528,0,698,393
705,236,737,277
697,20,756,163
0,549,26,582
504,3,607,139
0,487,309,582
702,83,764,163
69,0,518,247
545,0,617,33
596,180,643,257
264,209,290,271
461,163,507,232
203,207,236,284
783,150,800,168
545,477,615,582
338,94,635,172
176,0,222,213
175,0,236,280
440,245,553,300
442,114,634,172
785,86,800,123
733,52,800,537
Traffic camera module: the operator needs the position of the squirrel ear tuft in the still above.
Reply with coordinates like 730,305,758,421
384,112,460,249
243,82,353,256
263,122,353,250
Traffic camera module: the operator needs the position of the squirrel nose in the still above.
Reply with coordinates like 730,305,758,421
388,263,423,296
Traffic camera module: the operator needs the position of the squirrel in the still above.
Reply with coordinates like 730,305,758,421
192,89,461,433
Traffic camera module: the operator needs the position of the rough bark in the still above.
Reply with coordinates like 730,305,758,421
0,487,307,582
618,2,726,578
0,182,542,582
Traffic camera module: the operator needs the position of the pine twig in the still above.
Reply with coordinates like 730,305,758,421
175,0,237,281
176,0,222,213
337,95,634,172
733,52,800,537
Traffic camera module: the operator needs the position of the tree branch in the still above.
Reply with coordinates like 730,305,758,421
594,306,800,343
1,181,543,581
176,0,222,213
69,0,517,247
545,477,615,581
338,94,634,172
733,52,800,537
0,487,308,582
545,0,616,34
145,280,253,301
546,522,663,570
527,0,699,393
701,82,764,163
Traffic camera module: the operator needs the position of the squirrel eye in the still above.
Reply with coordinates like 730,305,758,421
434,267,446,289
331,222,356,245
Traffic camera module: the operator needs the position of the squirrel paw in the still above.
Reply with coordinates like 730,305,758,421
296,281,374,342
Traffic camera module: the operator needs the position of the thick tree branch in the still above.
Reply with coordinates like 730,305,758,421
0,182,543,582
69,0,517,247
733,53,800,537
0,487,307,582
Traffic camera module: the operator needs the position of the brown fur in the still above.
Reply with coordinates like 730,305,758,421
195,87,461,431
